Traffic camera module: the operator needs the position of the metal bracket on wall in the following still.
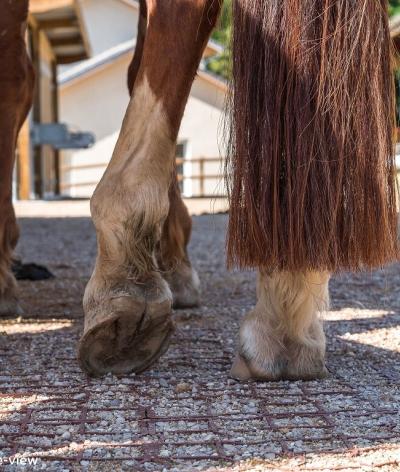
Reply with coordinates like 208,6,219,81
31,123,95,150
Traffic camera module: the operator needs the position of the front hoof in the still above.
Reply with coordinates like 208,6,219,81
79,276,173,377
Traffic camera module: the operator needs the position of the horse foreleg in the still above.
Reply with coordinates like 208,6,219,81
231,271,330,381
0,1,34,315
79,0,220,376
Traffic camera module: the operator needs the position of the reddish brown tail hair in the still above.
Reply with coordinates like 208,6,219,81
226,0,398,272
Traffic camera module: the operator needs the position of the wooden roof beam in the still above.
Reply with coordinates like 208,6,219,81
30,0,74,14
36,17,79,30
49,33,82,47
56,52,87,64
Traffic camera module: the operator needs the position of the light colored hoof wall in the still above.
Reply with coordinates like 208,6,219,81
230,353,328,382
167,265,201,309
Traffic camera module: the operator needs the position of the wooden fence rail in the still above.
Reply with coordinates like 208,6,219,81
61,156,227,198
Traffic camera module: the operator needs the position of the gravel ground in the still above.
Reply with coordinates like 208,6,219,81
0,213,399,471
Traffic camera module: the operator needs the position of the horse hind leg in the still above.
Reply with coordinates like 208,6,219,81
0,0,34,316
0,209,20,316
228,1,395,380
79,0,221,376
231,271,330,381
158,179,200,308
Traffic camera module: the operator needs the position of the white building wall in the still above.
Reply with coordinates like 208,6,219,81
180,78,226,197
78,0,139,56
59,56,226,198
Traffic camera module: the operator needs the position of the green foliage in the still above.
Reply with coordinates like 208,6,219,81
211,0,232,44
206,0,232,80
207,1,399,79
389,0,400,16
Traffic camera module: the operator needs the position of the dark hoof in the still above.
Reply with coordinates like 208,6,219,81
79,277,173,377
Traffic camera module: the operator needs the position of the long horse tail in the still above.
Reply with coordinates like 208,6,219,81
226,0,398,272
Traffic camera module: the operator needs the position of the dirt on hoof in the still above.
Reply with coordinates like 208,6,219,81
80,275,173,377
78,309,173,377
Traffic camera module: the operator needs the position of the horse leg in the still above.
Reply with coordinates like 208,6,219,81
127,1,200,308
231,271,330,381
228,1,394,381
79,0,220,376
158,178,200,308
0,0,34,315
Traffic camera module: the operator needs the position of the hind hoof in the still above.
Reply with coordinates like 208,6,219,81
230,353,286,381
0,297,23,317
0,273,23,317
164,262,201,309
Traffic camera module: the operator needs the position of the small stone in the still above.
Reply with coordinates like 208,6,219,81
159,378,169,388
61,431,71,440
109,399,120,407
73,393,86,400
175,382,191,393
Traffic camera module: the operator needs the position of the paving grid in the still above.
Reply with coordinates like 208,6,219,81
0,214,399,471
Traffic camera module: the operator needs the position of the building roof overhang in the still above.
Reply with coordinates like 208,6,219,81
29,0,89,65
58,39,228,93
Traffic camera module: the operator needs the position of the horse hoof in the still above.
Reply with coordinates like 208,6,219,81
230,353,286,382
230,354,254,381
79,275,173,377
165,263,201,309
0,275,23,317
230,352,328,382
285,354,329,380
0,297,23,317
285,365,329,381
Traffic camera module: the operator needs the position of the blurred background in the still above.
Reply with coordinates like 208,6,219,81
13,1,400,214
15,0,232,215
